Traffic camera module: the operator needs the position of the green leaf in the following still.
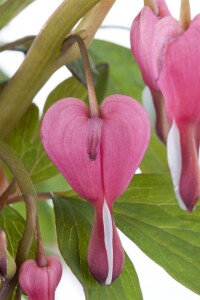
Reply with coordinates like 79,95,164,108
88,40,144,101
0,0,36,29
0,36,35,54
35,173,71,193
43,77,87,114
114,174,200,295
6,104,59,183
0,205,34,258
140,132,169,173
53,195,142,300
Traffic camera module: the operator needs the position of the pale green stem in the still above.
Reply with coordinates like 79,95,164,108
35,217,47,267
54,0,116,67
0,0,100,139
180,0,191,30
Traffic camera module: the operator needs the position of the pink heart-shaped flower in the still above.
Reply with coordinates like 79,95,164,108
41,94,150,284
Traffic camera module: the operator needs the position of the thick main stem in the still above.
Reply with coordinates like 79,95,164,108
66,35,100,117
180,0,191,30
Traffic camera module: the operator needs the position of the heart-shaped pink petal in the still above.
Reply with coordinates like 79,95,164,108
41,94,150,283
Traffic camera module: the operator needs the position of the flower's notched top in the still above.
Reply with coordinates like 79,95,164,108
41,94,150,284
19,256,62,300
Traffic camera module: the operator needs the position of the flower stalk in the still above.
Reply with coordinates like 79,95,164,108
180,0,191,29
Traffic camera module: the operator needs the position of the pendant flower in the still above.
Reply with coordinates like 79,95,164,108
155,14,200,211
19,256,62,300
130,0,174,143
41,94,150,284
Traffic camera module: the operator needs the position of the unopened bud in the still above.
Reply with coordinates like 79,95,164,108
0,229,16,280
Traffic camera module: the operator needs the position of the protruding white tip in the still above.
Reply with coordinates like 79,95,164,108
102,200,113,285
167,120,187,210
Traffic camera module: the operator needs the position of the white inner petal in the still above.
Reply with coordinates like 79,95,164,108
102,199,113,285
167,120,187,210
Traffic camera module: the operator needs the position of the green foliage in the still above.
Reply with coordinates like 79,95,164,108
53,174,200,296
43,77,87,114
114,174,200,295
53,195,143,300
0,205,34,258
6,104,59,183
88,40,144,101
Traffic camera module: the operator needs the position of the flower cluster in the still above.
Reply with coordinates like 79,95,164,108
131,0,200,212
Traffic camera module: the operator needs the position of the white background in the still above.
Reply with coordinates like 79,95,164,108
0,1,200,299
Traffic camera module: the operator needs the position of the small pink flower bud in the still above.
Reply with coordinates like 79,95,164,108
0,229,16,280
18,256,62,300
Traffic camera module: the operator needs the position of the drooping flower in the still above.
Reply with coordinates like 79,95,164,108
155,14,200,211
130,0,176,143
41,94,150,284
18,256,62,300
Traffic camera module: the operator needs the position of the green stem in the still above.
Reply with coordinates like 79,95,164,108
0,0,100,139
0,141,37,298
180,0,191,29
65,35,99,117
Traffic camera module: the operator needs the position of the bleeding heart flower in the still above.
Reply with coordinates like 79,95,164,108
41,94,150,284
18,256,62,300
130,0,176,143
155,14,200,211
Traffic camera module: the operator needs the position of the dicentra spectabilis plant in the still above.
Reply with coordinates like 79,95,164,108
41,35,150,284
1,0,200,299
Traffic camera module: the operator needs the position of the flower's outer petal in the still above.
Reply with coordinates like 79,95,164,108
40,98,104,204
19,258,62,300
167,121,200,211
157,14,200,121
100,95,150,205
88,201,124,285
130,7,159,90
151,16,183,83
46,256,63,299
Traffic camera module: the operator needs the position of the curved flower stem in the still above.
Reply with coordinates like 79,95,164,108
180,0,191,30
0,141,37,299
65,34,100,117
35,217,47,267
7,192,52,204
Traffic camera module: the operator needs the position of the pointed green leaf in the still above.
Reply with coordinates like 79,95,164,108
53,195,142,300
114,174,200,295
